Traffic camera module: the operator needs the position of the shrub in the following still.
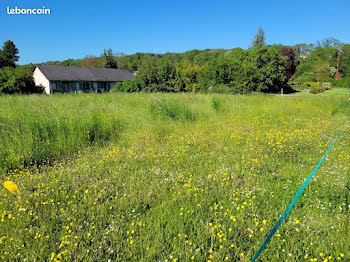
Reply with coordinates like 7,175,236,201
329,77,350,88
0,66,44,94
111,78,142,92
206,85,232,94
110,82,122,92
313,60,331,81
321,82,332,90
304,81,320,88
309,86,326,94
295,72,316,83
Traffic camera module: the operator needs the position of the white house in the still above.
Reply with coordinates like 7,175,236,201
33,64,135,94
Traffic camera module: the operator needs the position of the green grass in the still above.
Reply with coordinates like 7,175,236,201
0,90,349,261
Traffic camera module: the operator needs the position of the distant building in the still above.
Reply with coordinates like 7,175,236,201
33,64,135,94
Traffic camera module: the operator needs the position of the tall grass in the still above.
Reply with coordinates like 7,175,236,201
0,90,349,261
0,92,348,175
0,94,125,174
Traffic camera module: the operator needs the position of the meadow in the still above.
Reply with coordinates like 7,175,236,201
0,90,349,261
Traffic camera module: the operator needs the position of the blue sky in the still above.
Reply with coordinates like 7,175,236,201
1,0,350,65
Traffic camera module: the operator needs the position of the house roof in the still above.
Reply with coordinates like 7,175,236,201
34,64,135,82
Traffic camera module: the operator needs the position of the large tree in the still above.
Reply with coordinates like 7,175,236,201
102,48,118,69
245,46,286,92
280,47,297,82
313,59,331,81
315,37,343,50
157,59,176,91
137,55,160,90
81,55,101,67
251,27,266,48
0,40,19,68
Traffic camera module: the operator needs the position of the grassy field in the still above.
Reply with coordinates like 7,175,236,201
0,90,349,261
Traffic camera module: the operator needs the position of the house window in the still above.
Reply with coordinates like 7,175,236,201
51,82,57,92
82,82,91,92
96,82,101,92
78,83,83,91
70,82,76,92
53,82,63,93
101,82,107,91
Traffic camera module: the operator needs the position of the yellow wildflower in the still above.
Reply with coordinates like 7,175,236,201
3,181,20,194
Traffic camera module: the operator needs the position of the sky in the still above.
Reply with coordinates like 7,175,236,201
1,0,350,65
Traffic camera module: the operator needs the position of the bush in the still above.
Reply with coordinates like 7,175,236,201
309,86,326,94
110,82,122,92
329,77,350,88
304,81,320,88
0,66,43,94
321,82,332,90
295,72,316,83
206,85,233,94
111,78,142,92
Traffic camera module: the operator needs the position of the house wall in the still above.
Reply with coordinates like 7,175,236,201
33,67,51,94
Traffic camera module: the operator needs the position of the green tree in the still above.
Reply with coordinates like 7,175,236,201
340,44,350,77
117,52,145,71
102,48,118,69
251,27,266,48
198,46,286,93
157,59,176,91
137,55,160,90
315,37,343,50
175,60,203,92
244,46,286,92
313,60,331,81
81,55,101,67
59,59,82,67
311,46,338,66
0,40,19,68
294,40,343,83
198,57,237,89
0,66,43,94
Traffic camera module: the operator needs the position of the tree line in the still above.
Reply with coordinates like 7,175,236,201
0,28,349,94
293,38,350,87
114,45,295,93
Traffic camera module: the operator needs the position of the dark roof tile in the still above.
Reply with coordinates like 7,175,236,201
35,64,135,82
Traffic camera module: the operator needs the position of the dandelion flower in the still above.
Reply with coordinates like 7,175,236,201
3,181,20,194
